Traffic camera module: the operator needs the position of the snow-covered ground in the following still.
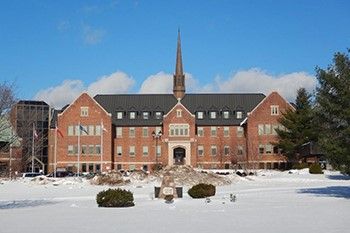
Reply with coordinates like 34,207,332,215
0,169,349,233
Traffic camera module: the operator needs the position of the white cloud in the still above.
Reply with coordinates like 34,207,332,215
214,68,316,101
34,72,134,108
34,80,84,109
88,72,135,96
83,25,106,45
139,72,199,94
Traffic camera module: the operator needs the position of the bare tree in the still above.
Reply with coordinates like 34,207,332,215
0,81,17,146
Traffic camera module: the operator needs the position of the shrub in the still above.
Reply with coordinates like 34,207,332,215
164,195,174,203
188,183,216,199
309,163,324,174
292,163,309,170
96,188,135,207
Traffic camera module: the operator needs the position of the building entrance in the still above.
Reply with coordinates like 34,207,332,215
173,147,185,165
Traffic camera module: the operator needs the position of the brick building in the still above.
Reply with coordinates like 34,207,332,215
48,32,293,173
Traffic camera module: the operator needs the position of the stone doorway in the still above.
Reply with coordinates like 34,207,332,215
173,147,185,165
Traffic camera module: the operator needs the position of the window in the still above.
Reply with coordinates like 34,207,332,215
89,145,94,154
75,125,80,136
237,145,243,155
223,111,229,119
258,124,264,135
223,127,229,137
259,145,264,154
271,105,279,115
130,112,136,119
197,111,204,119
143,112,149,119
68,126,74,136
129,146,135,157
117,112,123,119
81,145,87,155
95,125,101,136
116,127,122,138
211,145,217,156
236,111,243,119
237,127,244,137
197,127,204,137
265,124,271,135
95,145,101,154
272,125,279,135
129,127,135,137
116,146,122,156
273,146,279,154
211,127,217,137
80,107,88,117
142,146,148,156
73,145,78,154
210,111,217,119
224,146,230,156
129,165,136,171
156,145,161,157
176,109,182,117
68,145,74,154
198,145,204,156
155,112,162,119
266,144,272,154
142,127,148,137
82,163,87,172
169,124,189,136
88,125,94,135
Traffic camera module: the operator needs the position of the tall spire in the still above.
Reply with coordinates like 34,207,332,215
173,29,185,99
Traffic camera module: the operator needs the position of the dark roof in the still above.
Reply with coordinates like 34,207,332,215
94,93,265,126
94,94,178,126
17,100,49,106
181,93,265,125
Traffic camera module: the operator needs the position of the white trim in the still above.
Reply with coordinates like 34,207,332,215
113,162,158,165
247,91,295,117
58,92,112,117
51,161,112,165
163,101,195,118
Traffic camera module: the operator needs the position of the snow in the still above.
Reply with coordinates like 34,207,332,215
0,170,349,233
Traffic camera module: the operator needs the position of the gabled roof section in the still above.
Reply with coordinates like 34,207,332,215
94,94,178,126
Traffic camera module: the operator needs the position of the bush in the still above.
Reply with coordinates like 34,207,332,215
96,188,135,207
164,195,174,203
309,163,323,174
292,163,309,170
188,183,216,199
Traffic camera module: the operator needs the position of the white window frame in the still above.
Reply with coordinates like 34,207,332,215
223,127,229,137
129,146,135,157
211,127,217,137
211,145,217,156
130,112,136,119
142,146,148,156
197,111,204,119
176,109,182,118
197,127,204,137
236,111,243,119
129,127,135,138
271,105,279,115
117,112,123,119
169,124,189,136
210,111,217,119
116,146,122,156
237,126,244,137
143,112,149,119
80,107,88,117
116,127,122,138
198,145,204,156
68,125,74,136
223,111,229,119
142,127,148,137
224,146,230,156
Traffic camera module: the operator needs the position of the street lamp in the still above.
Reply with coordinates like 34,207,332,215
152,130,162,167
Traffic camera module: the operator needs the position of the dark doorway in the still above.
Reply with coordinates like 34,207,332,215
173,147,186,165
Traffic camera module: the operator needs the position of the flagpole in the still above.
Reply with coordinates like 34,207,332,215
100,120,103,173
77,122,80,177
54,124,57,178
32,123,35,173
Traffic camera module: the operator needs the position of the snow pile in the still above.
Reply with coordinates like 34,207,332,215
153,165,232,186
30,175,56,185
90,171,130,186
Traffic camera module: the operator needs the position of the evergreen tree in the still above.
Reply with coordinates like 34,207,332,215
275,88,317,162
316,51,350,174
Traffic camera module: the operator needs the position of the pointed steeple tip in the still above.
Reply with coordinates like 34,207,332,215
175,29,183,75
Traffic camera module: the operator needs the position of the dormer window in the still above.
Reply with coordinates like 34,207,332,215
210,111,217,119
117,112,123,119
155,111,163,119
197,111,204,119
143,112,149,119
236,111,243,119
223,111,229,119
129,112,136,119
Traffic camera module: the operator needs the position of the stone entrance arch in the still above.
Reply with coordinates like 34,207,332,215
173,147,186,165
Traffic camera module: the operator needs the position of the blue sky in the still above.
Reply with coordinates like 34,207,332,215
1,0,349,107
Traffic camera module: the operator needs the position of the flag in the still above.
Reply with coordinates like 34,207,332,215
101,122,108,132
79,125,89,135
56,127,64,138
33,124,38,139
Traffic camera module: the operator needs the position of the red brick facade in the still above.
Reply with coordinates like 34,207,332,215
48,91,293,172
